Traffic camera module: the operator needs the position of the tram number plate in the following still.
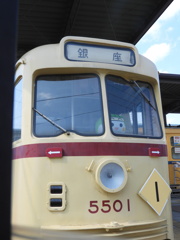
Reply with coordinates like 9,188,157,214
88,199,130,214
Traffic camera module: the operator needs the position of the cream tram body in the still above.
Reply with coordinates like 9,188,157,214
12,36,174,239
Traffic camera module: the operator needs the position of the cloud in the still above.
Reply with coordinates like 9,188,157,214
38,92,53,106
167,27,173,32
144,0,180,39
143,43,171,63
160,0,180,20
38,92,52,99
146,21,161,39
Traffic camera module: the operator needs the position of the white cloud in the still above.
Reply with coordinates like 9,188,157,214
146,21,161,39
144,0,180,39
38,92,53,106
159,70,169,73
143,43,171,63
167,27,173,32
160,0,180,20
38,92,52,100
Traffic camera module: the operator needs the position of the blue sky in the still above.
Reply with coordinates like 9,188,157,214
136,0,180,74
136,0,180,125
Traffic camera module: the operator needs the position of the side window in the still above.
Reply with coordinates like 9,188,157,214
13,79,22,141
166,113,180,127
170,136,180,159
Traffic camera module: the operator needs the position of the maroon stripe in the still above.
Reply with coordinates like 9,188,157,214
13,142,167,159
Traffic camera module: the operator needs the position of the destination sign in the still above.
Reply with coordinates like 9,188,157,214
65,42,135,66
173,136,180,145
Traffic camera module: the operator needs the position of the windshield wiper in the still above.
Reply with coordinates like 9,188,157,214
33,108,67,134
130,80,156,111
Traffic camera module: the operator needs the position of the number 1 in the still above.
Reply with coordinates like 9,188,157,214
155,181,160,202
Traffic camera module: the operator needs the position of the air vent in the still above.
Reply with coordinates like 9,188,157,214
47,182,66,211
50,198,62,207
50,185,63,194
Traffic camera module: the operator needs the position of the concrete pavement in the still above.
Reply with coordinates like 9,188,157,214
172,197,180,240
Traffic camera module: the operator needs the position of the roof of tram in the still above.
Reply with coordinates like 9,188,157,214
17,0,174,58
17,0,180,118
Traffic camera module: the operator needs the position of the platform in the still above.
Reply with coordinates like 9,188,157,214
172,196,180,240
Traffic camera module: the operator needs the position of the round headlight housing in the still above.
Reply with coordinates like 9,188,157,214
95,160,127,193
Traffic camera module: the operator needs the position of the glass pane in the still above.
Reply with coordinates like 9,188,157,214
170,136,180,146
34,74,104,137
172,147,180,159
105,75,162,138
166,113,180,127
13,79,22,141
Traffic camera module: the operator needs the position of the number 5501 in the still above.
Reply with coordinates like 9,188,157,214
88,199,130,214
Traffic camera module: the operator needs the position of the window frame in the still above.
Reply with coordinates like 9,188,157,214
33,73,105,137
105,74,163,139
13,78,23,142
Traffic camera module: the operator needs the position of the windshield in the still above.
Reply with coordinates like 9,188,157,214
34,74,104,137
105,75,162,138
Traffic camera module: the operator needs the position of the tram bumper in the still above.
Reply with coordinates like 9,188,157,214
39,219,169,240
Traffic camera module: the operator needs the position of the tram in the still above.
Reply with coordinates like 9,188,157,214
12,36,174,239
165,127,180,186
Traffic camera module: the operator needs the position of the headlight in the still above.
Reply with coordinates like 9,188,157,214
95,160,127,193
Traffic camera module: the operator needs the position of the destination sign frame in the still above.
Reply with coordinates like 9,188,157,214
65,42,136,66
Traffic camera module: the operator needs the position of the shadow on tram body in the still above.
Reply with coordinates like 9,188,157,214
12,226,118,240
11,227,139,240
